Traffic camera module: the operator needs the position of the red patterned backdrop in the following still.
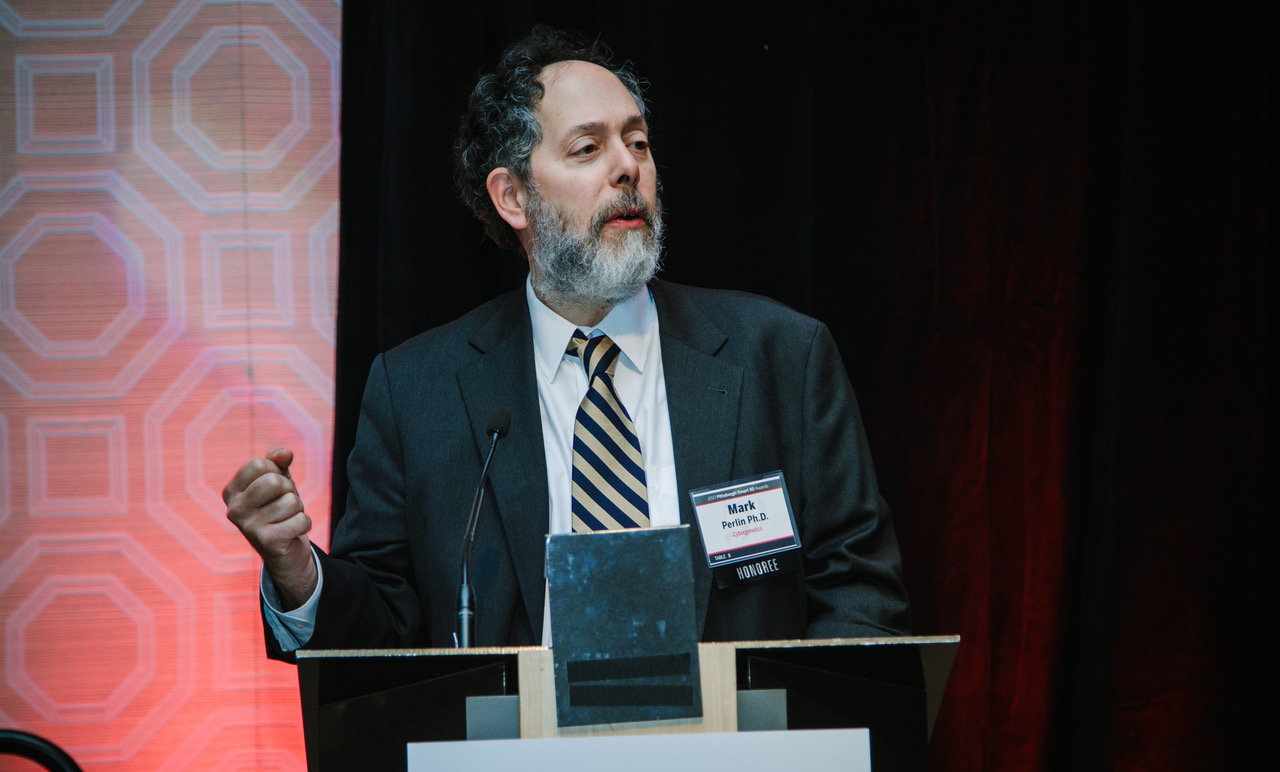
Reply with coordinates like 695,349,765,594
0,1,340,767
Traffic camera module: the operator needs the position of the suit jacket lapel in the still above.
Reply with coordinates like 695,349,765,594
651,280,744,638
457,289,549,642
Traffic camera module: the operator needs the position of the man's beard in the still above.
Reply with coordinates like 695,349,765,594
526,188,664,308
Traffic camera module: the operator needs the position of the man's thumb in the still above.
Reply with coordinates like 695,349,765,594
266,448,294,475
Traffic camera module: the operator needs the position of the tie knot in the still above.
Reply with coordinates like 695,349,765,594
567,331,620,380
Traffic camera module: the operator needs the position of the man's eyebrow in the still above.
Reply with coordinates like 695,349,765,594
564,115,649,138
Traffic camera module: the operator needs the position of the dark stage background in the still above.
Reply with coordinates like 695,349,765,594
334,2,1268,769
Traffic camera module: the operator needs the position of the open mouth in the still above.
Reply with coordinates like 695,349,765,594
590,191,656,235
607,208,646,225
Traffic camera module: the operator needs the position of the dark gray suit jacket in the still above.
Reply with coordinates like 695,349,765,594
273,279,909,657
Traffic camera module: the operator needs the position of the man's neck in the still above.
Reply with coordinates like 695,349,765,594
532,285,614,328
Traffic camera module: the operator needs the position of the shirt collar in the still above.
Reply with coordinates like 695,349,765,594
526,275,656,384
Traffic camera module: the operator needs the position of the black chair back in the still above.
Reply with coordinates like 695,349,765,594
0,729,84,772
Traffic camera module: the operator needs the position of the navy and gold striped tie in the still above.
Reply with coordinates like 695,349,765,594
566,331,649,532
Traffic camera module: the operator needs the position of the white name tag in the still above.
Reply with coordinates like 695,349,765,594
689,471,800,571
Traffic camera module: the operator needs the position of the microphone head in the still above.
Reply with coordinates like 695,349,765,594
486,407,511,439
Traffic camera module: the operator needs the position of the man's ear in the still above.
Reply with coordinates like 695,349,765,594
486,168,529,232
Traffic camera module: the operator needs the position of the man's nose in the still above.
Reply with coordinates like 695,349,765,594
609,140,641,187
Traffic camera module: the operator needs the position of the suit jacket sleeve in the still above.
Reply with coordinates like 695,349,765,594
797,321,911,638
263,353,427,662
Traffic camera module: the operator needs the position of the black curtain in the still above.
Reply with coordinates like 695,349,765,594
334,2,1267,768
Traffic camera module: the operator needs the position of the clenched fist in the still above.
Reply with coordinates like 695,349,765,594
223,448,318,610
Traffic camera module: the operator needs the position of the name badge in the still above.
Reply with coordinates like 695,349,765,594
689,471,801,588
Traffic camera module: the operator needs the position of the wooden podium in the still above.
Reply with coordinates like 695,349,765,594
297,635,958,771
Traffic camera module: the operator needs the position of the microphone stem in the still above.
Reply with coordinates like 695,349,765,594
457,428,501,648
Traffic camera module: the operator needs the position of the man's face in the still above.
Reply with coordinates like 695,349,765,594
527,60,660,241
521,61,663,306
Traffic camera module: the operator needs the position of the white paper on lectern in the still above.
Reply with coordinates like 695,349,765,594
407,728,871,772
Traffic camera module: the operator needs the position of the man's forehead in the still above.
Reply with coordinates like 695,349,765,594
535,60,644,135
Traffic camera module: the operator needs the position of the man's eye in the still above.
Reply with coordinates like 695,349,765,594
573,144,597,156
631,140,649,151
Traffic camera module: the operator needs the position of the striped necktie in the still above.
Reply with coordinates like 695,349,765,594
566,331,650,532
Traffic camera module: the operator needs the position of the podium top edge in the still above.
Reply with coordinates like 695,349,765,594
293,635,960,660
724,635,961,649
295,646,544,659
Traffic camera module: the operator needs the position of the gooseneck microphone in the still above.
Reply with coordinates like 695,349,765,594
456,407,510,648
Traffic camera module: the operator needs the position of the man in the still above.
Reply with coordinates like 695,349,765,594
224,27,909,656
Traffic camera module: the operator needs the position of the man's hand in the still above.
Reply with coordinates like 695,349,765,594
224,448,318,611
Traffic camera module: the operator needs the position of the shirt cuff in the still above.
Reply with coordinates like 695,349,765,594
260,546,323,652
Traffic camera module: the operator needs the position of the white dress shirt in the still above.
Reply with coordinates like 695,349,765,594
263,277,679,649
526,278,679,644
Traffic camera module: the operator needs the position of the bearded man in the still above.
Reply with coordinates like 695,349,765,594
224,27,910,656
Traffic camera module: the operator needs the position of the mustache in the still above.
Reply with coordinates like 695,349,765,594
589,190,659,237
